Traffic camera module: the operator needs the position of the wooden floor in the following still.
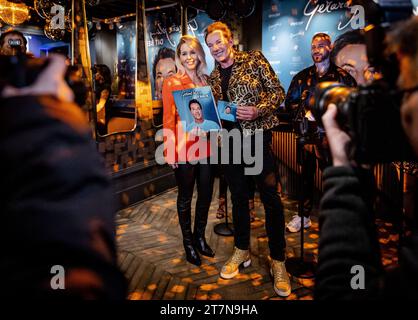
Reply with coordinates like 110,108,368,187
115,178,399,300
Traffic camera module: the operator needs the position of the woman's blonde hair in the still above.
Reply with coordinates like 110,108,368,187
175,35,207,83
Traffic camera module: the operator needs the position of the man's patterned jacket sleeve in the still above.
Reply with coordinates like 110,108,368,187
254,51,285,117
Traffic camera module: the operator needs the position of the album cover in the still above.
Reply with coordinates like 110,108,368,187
218,101,238,122
172,86,222,134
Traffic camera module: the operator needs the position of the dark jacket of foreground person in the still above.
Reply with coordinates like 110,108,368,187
0,95,127,299
315,166,418,300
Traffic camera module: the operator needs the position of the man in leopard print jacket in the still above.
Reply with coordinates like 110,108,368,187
208,41,284,134
205,21,291,297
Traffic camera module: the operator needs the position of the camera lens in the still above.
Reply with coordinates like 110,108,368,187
312,82,355,129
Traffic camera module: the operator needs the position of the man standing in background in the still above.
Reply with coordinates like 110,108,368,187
285,33,356,233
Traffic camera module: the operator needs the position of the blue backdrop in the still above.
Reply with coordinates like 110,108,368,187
262,0,364,91
117,20,137,99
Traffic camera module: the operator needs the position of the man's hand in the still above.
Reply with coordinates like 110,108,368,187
2,54,74,102
237,105,259,121
322,104,351,167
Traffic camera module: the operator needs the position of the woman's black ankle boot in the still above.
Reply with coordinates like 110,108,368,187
193,236,215,258
183,242,201,266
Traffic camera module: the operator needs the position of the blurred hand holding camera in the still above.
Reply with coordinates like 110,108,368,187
322,103,351,167
1,55,74,103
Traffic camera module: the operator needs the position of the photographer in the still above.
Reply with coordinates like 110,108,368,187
0,55,126,299
315,17,418,300
332,29,418,228
0,30,28,56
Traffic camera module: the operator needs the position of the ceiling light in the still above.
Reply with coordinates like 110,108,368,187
0,0,30,26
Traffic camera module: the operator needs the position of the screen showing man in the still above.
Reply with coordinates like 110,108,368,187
153,47,176,100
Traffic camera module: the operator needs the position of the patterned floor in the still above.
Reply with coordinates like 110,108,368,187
115,179,399,300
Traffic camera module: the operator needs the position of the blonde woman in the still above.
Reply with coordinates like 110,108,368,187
162,35,215,266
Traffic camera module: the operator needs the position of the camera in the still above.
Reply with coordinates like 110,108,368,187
311,0,416,164
6,38,25,55
0,54,49,88
292,116,322,146
289,87,323,146
312,81,414,163
8,38,22,48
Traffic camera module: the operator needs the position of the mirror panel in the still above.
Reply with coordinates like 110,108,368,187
90,0,137,137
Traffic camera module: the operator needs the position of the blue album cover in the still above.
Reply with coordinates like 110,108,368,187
218,101,238,122
172,86,222,133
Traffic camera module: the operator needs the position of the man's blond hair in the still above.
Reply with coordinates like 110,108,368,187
204,21,233,43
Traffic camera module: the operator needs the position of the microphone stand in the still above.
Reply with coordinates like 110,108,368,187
214,176,234,237
285,128,316,279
